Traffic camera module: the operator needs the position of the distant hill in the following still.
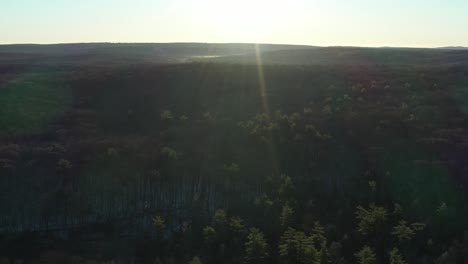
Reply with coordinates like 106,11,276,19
0,42,317,56
0,43,317,65
209,46,468,65
438,46,468,50
1,43,468,66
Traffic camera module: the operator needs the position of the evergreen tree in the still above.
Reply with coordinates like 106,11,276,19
355,205,387,236
389,248,406,264
391,220,425,242
152,216,166,240
280,203,294,229
279,228,320,264
244,228,269,264
355,246,376,264
203,226,217,246
213,209,228,234
188,256,203,264
311,222,327,249
391,220,415,242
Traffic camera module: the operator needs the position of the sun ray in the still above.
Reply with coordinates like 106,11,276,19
254,43,281,174
254,44,270,117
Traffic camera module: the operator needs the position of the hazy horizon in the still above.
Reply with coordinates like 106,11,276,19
2,0,468,48
0,41,466,50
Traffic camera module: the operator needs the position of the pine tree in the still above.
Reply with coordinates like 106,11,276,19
391,220,425,242
389,248,406,264
152,216,166,241
391,220,415,242
244,228,269,264
355,204,387,235
280,203,294,229
213,209,228,232
355,246,376,264
279,228,320,264
188,256,202,264
203,226,217,246
311,222,327,249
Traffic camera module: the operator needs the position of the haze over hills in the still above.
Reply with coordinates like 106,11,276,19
208,46,468,65
2,43,468,66
438,46,468,50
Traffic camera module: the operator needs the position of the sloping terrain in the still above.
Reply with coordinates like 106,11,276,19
0,44,468,263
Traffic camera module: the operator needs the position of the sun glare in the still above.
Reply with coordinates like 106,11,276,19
199,0,286,41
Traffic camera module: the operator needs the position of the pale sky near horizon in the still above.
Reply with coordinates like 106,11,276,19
1,0,468,47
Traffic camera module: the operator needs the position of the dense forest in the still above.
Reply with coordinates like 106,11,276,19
1,44,468,263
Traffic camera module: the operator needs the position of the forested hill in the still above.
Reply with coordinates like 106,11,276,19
211,47,468,65
0,43,468,263
0,43,315,64
2,43,468,65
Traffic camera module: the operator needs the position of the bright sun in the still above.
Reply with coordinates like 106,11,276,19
198,0,286,41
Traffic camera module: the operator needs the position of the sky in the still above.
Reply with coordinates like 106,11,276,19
1,0,468,47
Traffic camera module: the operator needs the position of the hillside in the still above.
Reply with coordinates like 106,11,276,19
0,43,317,65
0,43,468,263
3,43,468,66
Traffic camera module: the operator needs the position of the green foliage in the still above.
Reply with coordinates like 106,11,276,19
311,222,327,249
411,222,425,231
213,209,228,232
255,194,274,208
389,248,406,264
355,204,387,235
223,163,240,175
355,246,376,264
280,203,294,229
278,228,320,264
239,113,278,138
328,242,344,264
161,146,178,160
319,247,330,264
304,125,331,140
437,202,448,215
229,216,246,239
368,181,377,192
160,110,173,121
244,228,269,264
223,163,240,186
48,143,66,154
203,226,217,246
278,174,295,202
391,220,415,241
107,147,118,157
391,220,425,242
393,203,403,215
57,159,72,171
152,216,166,239
188,256,202,264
